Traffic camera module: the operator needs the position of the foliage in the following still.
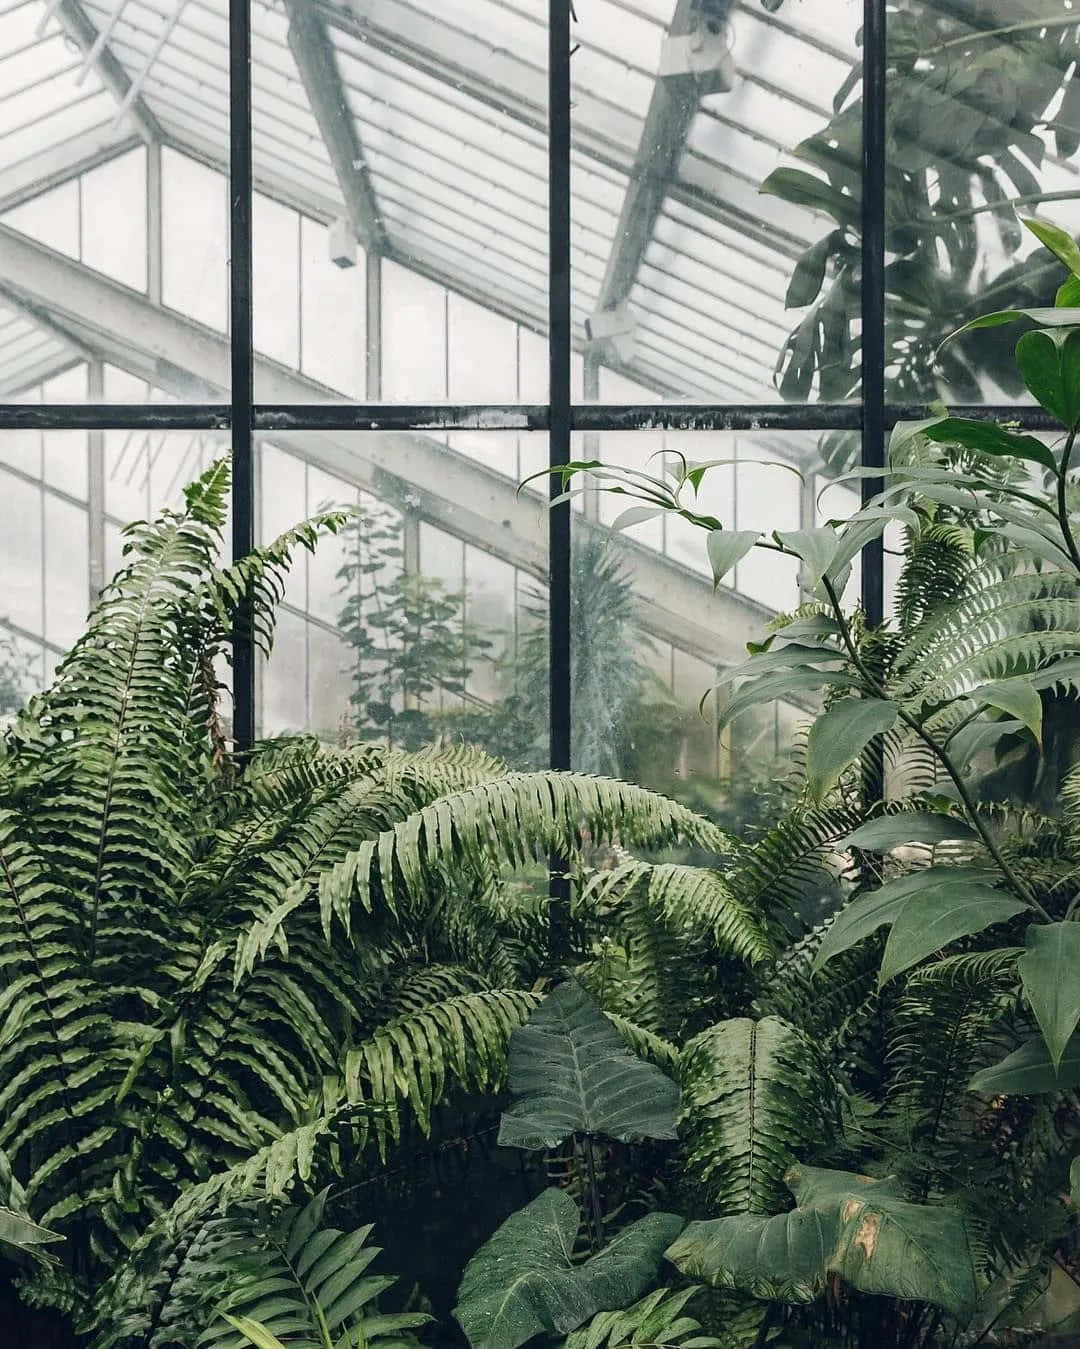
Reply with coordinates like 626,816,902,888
0,461,732,1348
200,1191,429,1349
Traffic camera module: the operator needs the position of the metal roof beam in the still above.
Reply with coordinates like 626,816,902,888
593,0,706,318
0,223,770,667
283,0,388,254
48,0,163,143
0,127,140,215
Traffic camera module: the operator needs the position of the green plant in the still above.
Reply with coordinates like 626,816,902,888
336,502,491,748
0,461,731,1346
536,221,1080,1343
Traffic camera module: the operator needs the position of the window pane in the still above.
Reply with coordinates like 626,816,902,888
256,432,547,763
573,0,861,402
887,4,1080,403
162,148,228,334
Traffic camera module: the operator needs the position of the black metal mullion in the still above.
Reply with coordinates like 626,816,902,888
230,0,256,750
861,0,887,809
861,0,887,627
548,0,573,963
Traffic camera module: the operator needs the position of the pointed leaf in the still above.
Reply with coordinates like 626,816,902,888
454,1188,683,1349
879,884,1027,986
971,679,1043,747
497,979,680,1150
1016,330,1071,426
970,1033,1080,1095
221,1316,289,1349
806,699,899,803
610,506,663,533
1022,216,1080,278
774,527,840,592
839,813,976,851
1018,922,1080,1069
922,418,1057,472
705,530,759,589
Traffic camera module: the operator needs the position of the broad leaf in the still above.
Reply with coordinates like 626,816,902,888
970,1033,1080,1096
454,1188,683,1349
610,506,664,533
805,698,899,803
1058,275,1080,308
1018,923,1080,1069
812,867,1003,974
497,979,680,1150
1016,329,1080,428
839,813,976,851
222,1317,287,1349
774,527,840,593
717,668,858,730
948,717,1025,771
879,883,1026,986
1023,216,1080,278
922,418,1057,472
705,530,759,588
970,679,1043,746
666,1166,977,1320
940,308,1080,347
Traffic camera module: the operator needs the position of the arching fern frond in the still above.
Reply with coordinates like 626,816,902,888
564,1286,731,1349
317,774,728,938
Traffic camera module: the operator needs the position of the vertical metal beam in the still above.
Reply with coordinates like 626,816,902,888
860,0,887,805
146,139,163,307
87,360,106,604
230,0,256,749
548,0,572,961
366,251,382,401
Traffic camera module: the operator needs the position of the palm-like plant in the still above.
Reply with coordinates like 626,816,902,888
0,461,734,1345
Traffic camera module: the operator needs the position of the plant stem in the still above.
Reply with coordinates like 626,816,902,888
819,577,1050,917
1057,425,1080,576
581,1133,605,1249
927,15,1080,54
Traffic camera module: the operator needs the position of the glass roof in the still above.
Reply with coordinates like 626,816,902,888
2,0,1078,405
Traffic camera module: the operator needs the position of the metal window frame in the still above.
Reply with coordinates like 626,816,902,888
0,0,1058,766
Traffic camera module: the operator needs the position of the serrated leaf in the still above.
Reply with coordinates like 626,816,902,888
806,698,899,803
705,530,759,589
839,813,976,851
454,1188,683,1349
666,1165,976,1320
497,979,680,1151
1018,923,1080,1070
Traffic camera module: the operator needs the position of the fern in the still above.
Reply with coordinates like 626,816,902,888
564,1286,731,1349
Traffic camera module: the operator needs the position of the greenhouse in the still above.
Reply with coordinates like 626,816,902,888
2,0,1080,1346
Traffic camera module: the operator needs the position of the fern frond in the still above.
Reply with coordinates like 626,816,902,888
317,774,728,938
679,1017,837,1215
565,1286,731,1349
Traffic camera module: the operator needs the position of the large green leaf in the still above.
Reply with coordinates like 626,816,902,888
1015,329,1080,428
665,1166,977,1321
922,418,1057,472
839,813,976,851
679,1017,835,1215
969,1033,1080,1096
971,679,1043,747
454,1188,683,1349
879,884,1026,986
1023,216,1080,278
497,979,681,1150
1018,923,1080,1070
812,867,997,973
805,698,899,803
717,668,858,729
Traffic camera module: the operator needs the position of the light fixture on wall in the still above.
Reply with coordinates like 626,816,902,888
328,218,358,269
659,0,736,96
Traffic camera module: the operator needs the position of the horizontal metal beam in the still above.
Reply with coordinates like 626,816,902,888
283,0,388,254
0,398,1060,435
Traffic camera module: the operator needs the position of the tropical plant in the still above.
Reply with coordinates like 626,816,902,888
0,460,736,1347
535,220,1080,1344
336,501,491,748
766,0,1080,465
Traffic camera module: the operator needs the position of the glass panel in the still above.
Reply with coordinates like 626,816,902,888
887,3,1080,403
570,430,838,808
81,147,148,291
162,148,228,334
573,0,861,402
256,432,548,764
